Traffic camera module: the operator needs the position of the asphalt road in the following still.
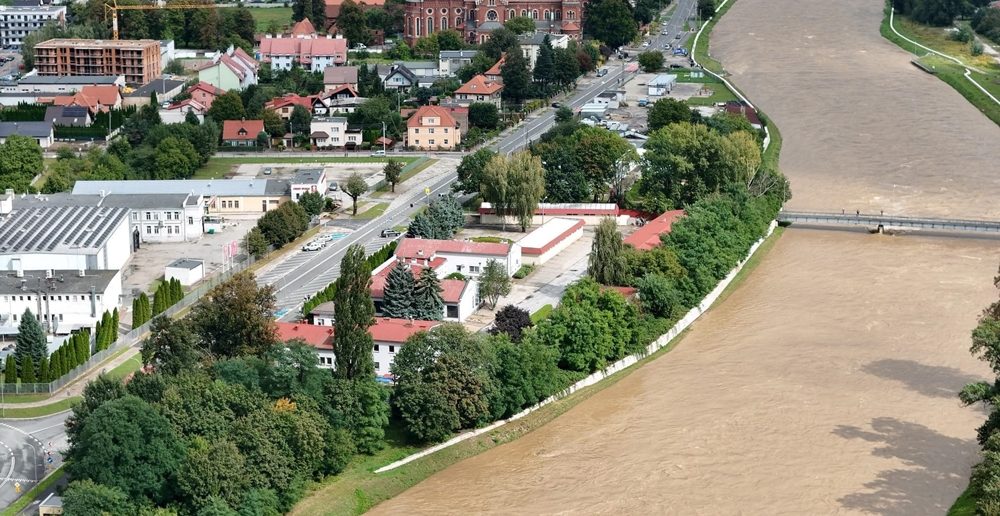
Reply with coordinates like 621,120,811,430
0,412,68,510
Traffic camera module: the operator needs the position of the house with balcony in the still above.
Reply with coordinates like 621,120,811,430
453,74,502,109
310,116,349,148
406,105,461,150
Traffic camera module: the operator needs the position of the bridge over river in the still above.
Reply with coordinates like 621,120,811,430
778,211,1000,235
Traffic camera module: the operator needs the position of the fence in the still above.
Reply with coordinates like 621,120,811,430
1,257,253,394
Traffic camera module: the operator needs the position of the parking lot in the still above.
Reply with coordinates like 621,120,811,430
0,51,22,79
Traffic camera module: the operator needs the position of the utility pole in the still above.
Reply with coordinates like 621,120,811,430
382,121,387,154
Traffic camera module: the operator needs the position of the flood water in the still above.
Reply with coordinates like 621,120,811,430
369,0,1000,513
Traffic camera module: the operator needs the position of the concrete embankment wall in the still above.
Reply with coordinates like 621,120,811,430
376,219,780,473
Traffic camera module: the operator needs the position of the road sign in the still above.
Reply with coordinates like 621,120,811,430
47,457,53,464
424,187,430,195
14,482,20,493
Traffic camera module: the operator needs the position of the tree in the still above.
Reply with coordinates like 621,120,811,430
636,273,682,318
698,0,718,20
245,227,269,259
573,126,637,202
66,396,185,504
4,356,15,383
468,102,500,130
533,35,556,93
289,105,312,136
324,377,388,454
152,286,166,316
176,437,251,511
62,480,135,516
14,308,46,371
413,268,444,320
648,98,694,131
21,355,35,383
0,135,44,192
435,30,464,50
298,191,325,217
382,261,416,319
206,91,246,121
505,151,546,232
478,259,512,309
141,317,202,376
191,272,279,358
344,173,367,215
638,51,664,72
481,154,511,230
504,16,536,35
383,159,403,192
481,28,519,61
554,106,574,123
501,48,532,104
256,131,269,148
640,122,739,210
490,305,533,343
333,245,375,379
133,293,150,328
39,355,49,383
725,130,763,187
338,0,372,46
262,109,286,137
553,47,581,89
455,148,496,194
584,0,638,48
590,217,629,286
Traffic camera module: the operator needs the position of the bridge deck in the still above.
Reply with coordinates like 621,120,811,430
777,211,1000,233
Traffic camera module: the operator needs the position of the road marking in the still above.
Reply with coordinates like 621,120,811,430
0,439,13,492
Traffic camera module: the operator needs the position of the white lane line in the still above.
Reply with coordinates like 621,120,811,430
0,439,13,491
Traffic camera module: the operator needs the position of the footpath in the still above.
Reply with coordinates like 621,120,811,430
0,348,140,411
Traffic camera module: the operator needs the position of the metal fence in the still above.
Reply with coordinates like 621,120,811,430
1,258,254,394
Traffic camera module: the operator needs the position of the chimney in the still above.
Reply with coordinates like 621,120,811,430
45,269,52,279
78,268,85,277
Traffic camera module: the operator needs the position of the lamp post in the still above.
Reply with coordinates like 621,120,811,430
381,121,387,154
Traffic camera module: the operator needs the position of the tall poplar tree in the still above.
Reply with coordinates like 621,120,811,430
506,151,546,232
333,244,375,379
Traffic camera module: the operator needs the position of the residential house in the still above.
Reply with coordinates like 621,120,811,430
34,38,160,85
0,4,65,50
377,63,417,90
265,93,318,121
196,47,258,91
51,84,122,114
484,54,504,82
323,65,359,92
289,168,328,200
369,258,479,322
276,318,439,377
310,301,335,326
518,32,569,69
43,105,91,127
394,237,522,279
221,119,265,147
406,105,461,150
258,34,348,72
0,121,53,148
187,82,224,110
315,86,364,116
160,98,207,124
438,50,478,76
453,74,503,109
122,77,186,107
310,116,348,148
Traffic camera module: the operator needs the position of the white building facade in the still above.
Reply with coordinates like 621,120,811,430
0,5,66,50
0,268,122,336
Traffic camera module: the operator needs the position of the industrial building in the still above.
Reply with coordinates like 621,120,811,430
33,38,162,85
0,268,122,336
72,179,292,217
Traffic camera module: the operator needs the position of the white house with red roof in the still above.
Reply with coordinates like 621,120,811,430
160,98,206,124
265,93,319,120
276,319,440,377
454,74,503,109
395,237,522,279
369,258,480,322
197,47,259,91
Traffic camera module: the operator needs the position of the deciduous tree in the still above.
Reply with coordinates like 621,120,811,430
141,317,202,376
245,227,269,259
298,191,325,217
191,272,279,358
589,217,629,286
478,259,511,309
206,91,246,122
383,159,403,192
638,51,664,72
501,48,532,104
506,151,546,232
648,98,694,131
455,148,496,194
584,0,638,48
333,245,375,379
344,174,367,215
489,305,532,343
481,154,511,230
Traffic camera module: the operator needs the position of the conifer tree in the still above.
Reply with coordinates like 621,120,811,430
51,351,62,379
152,287,165,316
21,355,35,383
173,278,184,304
110,308,120,345
413,268,444,320
14,308,46,371
38,356,49,383
3,357,14,383
382,261,416,319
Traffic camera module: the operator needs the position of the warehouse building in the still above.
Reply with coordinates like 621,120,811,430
0,267,122,336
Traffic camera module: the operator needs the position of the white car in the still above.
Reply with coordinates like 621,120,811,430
302,241,326,252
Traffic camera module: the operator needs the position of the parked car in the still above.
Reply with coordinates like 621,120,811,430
371,149,386,157
329,182,338,191
381,229,401,238
675,33,682,39
262,167,272,175
669,64,685,70
302,241,325,252
551,102,561,108
597,68,609,77
638,98,650,107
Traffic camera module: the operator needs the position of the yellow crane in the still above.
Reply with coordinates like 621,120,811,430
104,0,220,40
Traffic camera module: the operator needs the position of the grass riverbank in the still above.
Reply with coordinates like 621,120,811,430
880,4,1000,126
291,228,786,515
692,0,739,75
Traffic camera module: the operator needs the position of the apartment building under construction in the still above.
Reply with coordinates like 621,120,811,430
33,38,161,85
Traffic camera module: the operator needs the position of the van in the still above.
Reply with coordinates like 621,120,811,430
371,149,386,157
597,68,608,77
638,98,649,107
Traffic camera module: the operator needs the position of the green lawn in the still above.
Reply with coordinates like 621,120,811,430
0,466,64,516
237,7,294,32
0,397,80,419
354,202,390,219
0,392,53,404
948,483,977,516
530,304,553,324
691,0,739,75
685,83,738,106
104,354,143,381
194,156,416,180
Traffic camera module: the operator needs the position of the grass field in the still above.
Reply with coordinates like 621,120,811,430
880,5,1000,127
291,228,786,515
354,202,389,219
692,0,739,75
104,353,143,381
194,156,417,179
948,484,977,516
238,7,294,32
0,397,80,419
685,83,739,106
0,392,53,404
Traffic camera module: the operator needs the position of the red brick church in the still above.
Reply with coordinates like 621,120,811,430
403,0,583,44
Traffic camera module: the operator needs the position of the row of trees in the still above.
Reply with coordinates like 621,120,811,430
93,309,120,353
891,0,990,26
4,314,94,385
153,278,186,317
132,293,152,329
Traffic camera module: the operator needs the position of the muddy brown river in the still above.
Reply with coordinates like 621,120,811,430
368,0,1000,513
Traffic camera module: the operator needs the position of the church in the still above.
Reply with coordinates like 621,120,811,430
403,0,583,44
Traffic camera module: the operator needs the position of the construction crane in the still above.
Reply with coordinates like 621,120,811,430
104,0,220,40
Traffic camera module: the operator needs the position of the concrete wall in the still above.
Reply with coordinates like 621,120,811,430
480,213,630,226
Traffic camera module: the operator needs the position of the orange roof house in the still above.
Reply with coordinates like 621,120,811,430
454,74,503,108
484,53,505,82
406,105,461,150
221,119,265,146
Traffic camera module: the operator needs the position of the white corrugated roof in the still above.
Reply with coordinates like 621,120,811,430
518,217,583,249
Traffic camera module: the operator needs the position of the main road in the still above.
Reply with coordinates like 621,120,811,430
265,0,697,317
0,412,68,511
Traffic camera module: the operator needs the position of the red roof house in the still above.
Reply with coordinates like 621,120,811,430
624,210,685,251
454,74,503,109
188,82,224,109
221,119,265,146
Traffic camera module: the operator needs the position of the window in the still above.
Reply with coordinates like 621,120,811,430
508,9,515,18
444,139,449,145
11,314,15,322
145,212,151,220
234,200,240,209
389,345,396,353
442,16,447,30
486,9,498,21
469,265,480,273
131,212,138,220
414,128,419,134
447,305,459,318
429,128,435,134
58,314,63,321
429,139,435,145
521,9,527,16
456,265,464,271
373,344,379,352
146,226,151,234
188,216,193,224
174,211,180,219
532,9,538,19
444,128,449,133
374,362,380,370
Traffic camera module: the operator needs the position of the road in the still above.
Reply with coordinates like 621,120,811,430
0,412,68,511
